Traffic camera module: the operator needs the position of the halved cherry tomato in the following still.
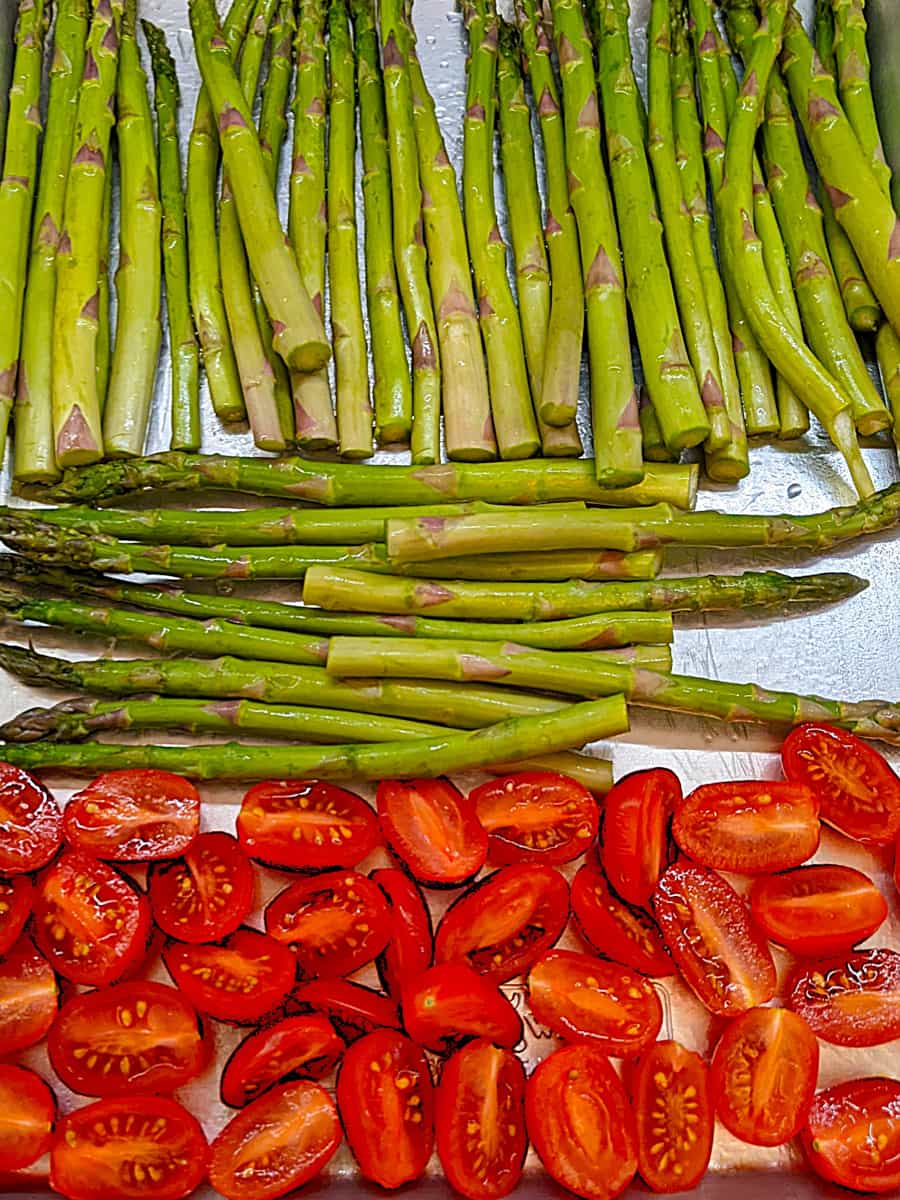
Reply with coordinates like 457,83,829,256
653,862,776,1016
0,762,62,874
63,770,200,861
401,962,522,1053
371,867,433,999
0,875,33,956
50,1095,208,1200
148,831,256,944
787,947,900,1046
337,1029,435,1188
377,777,487,886
782,723,900,844
237,779,379,870
802,1077,900,1193
164,928,296,1024
571,863,674,977
289,978,401,1040
527,949,661,1054
710,1007,819,1146
34,851,151,986
750,864,888,957
601,768,678,908
220,1015,343,1108
627,1040,713,1193
0,934,58,1054
0,1064,55,1171
209,1080,341,1200
469,771,598,865
672,780,820,874
436,1039,527,1200
526,1043,637,1200
48,981,207,1097
434,864,569,983
265,869,390,977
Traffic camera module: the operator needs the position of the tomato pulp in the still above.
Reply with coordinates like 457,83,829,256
628,1040,713,1193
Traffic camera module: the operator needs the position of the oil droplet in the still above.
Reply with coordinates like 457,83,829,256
787,483,801,498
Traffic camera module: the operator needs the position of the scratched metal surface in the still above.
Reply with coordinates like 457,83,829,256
1,0,900,1195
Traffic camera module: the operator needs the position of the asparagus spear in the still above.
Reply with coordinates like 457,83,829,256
12,0,89,484
638,389,673,463
548,0,641,484
95,140,113,416
877,323,900,462
461,0,537,461
303,564,866,620
351,0,411,445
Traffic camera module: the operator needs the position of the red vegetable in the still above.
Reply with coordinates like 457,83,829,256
371,867,433,999
220,1015,342,1108
377,777,487,886
628,1041,713,1193
571,862,673,977
0,935,58,1055
0,761,61,873
469,770,598,865
802,1078,900,1193
750,864,887,957
401,962,522,1053
601,768,678,908
237,779,379,869
0,1064,55,1171
787,947,900,1046
164,928,296,1024
0,875,33,956
63,770,200,861
148,831,256,944
289,978,401,1040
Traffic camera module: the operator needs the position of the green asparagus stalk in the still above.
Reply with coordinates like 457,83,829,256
461,0,537,461
142,23,200,453
95,152,113,415
638,389,673,463
548,0,641,483
351,0,411,445
877,322,900,462
303,564,866,620
12,0,89,484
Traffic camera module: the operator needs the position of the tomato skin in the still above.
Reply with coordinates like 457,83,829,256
787,947,900,1046
0,762,62,874
164,928,297,1024
782,723,900,844
371,867,433,999
750,864,887,957
526,1043,637,1200
237,779,379,870
289,978,401,1040
48,981,207,1097
627,1041,712,1193
148,831,256,944
434,864,569,984
601,769,678,908
0,934,58,1054
436,1039,527,1200
802,1077,900,1193
220,1015,343,1108
50,1095,208,1200
0,875,33,956
710,1007,819,1147
653,862,776,1016
0,1064,55,1171
469,771,598,865
63,770,200,861
377,777,488,887
337,1029,435,1188
401,962,522,1053
209,1080,341,1200
571,863,674,977
265,869,391,977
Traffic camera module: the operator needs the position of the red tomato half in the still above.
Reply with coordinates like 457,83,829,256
750,864,888,957
377,777,487,886
48,981,207,1097
571,863,674,977
0,935,58,1055
401,962,522,1053
164,928,296,1024
63,770,200,861
601,768,678,908
220,1015,343,1107
289,978,401,1040
148,831,255,943
0,761,62,873
371,867,433,999
526,1043,637,1200
51,1096,208,1200
787,947,900,1046
0,1064,55,1171
653,862,776,1016
337,1029,435,1188
628,1041,712,1193
469,771,598,865
672,780,820,874
265,869,390,977
710,1007,819,1147
782,723,900,844
0,875,33,956
802,1077,900,1193
527,950,661,1054
434,864,569,983
237,779,379,870
436,1039,527,1200
209,1081,341,1200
